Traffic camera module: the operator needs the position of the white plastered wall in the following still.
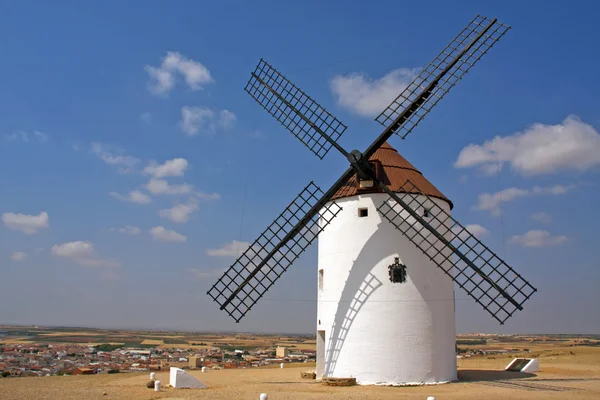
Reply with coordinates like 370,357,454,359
316,193,457,385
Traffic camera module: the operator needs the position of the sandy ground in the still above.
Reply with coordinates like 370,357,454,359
1,349,599,400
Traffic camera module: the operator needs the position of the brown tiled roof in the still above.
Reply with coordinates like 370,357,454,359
331,142,453,209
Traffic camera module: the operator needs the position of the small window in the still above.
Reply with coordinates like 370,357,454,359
423,208,430,218
318,269,324,290
358,208,368,218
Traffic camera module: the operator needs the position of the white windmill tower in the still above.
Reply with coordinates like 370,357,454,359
316,142,457,384
208,15,537,386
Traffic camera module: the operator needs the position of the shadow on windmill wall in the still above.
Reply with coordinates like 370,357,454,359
324,272,382,376
323,226,392,377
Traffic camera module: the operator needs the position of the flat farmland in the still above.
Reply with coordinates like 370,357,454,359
1,347,599,400
0,326,313,350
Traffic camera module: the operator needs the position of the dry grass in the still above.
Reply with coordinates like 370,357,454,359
38,332,103,337
140,340,164,345
1,346,599,400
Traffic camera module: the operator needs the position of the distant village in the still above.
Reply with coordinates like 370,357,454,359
0,343,315,377
2,331,598,378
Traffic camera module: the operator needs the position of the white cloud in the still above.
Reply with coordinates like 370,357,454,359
140,112,152,124
51,241,120,268
475,184,575,216
150,226,187,242
52,241,94,258
180,106,213,136
455,115,600,176
11,251,27,261
460,224,490,239
218,110,237,130
145,51,214,95
110,225,142,235
330,68,420,117
145,65,174,95
5,130,49,143
179,106,236,136
146,179,193,195
187,267,227,280
531,212,552,224
91,142,140,174
109,190,152,204
143,158,188,178
206,240,250,257
158,198,199,223
509,230,568,248
2,211,49,234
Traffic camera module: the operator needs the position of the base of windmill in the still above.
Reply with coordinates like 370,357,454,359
505,358,539,373
169,367,207,389
321,377,357,386
318,374,454,387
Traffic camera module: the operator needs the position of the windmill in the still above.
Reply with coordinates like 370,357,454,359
207,15,537,385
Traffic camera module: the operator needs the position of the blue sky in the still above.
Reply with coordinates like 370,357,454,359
1,0,599,334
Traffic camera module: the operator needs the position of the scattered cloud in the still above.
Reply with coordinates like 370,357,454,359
475,184,575,216
91,142,140,174
51,241,120,268
150,226,187,242
109,190,152,204
146,178,193,195
330,68,420,117
219,110,237,130
179,106,236,136
207,240,250,257
531,212,552,224
509,230,568,247
158,198,199,223
454,115,600,176
145,51,214,95
11,251,27,261
144,158,188,178
4,130,49,143
140,112,152,124
460,224,490,239
110,225,142,235
187,267,227,280
2,211,49,234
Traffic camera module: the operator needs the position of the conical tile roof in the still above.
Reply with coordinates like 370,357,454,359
331,142,453,209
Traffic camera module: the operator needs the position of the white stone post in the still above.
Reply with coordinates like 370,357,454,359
260,394,268,400
202,367,207,372
280,363,284,369
150,372,156,380
154,380,161,391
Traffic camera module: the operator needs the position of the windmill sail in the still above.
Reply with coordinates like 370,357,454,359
245,59,347,159
376,179,536,324
375,15,510,140
207,182,342,322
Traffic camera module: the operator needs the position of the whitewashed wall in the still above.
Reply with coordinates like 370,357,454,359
316,193,457,385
